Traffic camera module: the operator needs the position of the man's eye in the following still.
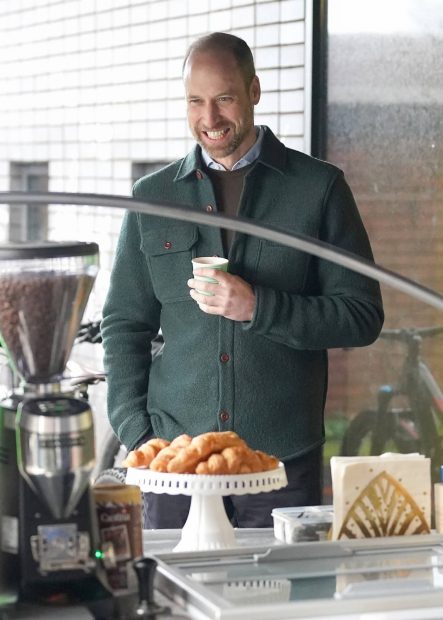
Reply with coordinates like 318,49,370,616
218,96,232,103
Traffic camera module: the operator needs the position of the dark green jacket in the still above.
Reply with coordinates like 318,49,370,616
101,127,384,457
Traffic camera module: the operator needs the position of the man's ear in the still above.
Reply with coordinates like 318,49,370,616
250,76,261,105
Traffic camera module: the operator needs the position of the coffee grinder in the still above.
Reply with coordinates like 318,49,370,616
0,241,109,606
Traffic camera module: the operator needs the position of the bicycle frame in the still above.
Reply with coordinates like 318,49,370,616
371,328,443,473
419,361,443,414
370,385,400,455
412,361,443,469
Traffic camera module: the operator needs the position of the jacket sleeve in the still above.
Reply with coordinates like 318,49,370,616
244,172,384,349
101,210,161,450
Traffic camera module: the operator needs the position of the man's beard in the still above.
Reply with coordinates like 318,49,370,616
198,127,243,160
193,106,254,162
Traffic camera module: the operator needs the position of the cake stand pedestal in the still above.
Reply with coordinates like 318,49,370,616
126,464,287,552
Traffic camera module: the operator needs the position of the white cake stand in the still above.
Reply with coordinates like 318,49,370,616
125,463,287,552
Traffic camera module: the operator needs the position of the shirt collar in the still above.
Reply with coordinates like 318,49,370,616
201,126,265,171
174,126,287,182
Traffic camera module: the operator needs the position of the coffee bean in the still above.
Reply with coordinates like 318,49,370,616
0,272,94,382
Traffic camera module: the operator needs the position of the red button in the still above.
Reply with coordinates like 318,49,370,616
196,170,203,180
164,241,172,249
206,205,214,212
220,353,230,363
219,411,230,422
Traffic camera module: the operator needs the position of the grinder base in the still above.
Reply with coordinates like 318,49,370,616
18,479,109,606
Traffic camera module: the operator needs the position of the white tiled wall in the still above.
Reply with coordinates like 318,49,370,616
0,0,309,451
0,0,308,279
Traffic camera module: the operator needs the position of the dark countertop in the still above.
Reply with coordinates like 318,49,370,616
0,602,94,619
1,529,278,619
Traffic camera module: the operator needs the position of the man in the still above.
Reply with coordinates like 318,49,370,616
101,32,383,528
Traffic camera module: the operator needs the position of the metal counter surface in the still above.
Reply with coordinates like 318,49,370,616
149,531,443,620
6,530,443,619
143,527,282,555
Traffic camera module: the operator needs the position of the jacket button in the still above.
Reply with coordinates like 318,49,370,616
164,241,172,249
196,170,204,180
220,353,230,363
206,205,214,213
219,411,230,422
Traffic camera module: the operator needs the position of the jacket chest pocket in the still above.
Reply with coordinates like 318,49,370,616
141,225,198,303
254,240,309,292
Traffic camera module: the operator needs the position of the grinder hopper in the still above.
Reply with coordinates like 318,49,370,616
0,242,99,385
0,241,99,519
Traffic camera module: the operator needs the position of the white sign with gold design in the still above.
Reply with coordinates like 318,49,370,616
330,453,431,540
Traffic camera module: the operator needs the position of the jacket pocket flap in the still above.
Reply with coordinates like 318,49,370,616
141,224,198,256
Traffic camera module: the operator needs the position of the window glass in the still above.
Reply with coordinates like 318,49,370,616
9,162,48,241
131,161,170,186
322,0,443,492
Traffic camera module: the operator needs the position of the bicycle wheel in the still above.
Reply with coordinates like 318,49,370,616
340,410,376,456
340,409,420,456
93,427,126,476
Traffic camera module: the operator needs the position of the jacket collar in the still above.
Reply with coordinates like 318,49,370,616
174,126,287,182
174,143,204,181
255,126,287,175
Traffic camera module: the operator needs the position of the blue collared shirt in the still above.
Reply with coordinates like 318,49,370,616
201,125,264,171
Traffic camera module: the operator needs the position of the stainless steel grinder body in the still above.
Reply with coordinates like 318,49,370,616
16,395,100,595
0,242,107,605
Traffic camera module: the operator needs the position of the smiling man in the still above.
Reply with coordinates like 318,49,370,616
184,41,260,170
101,33,384,529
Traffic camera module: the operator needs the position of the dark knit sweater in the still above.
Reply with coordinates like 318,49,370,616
206,164,253,251
101,126,384,455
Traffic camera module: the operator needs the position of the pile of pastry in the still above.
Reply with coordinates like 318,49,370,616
122,430,279,475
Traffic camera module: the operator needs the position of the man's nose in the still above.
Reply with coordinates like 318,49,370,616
202,101,220,128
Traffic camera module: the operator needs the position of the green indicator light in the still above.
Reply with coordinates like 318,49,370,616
0,593,18,605
95,549,104,560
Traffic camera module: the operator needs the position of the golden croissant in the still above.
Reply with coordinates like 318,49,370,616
122,431,279,475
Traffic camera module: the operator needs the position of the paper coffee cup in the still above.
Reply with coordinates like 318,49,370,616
192,257,228,296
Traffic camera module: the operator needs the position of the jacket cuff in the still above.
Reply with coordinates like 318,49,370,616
118,413,152,451
241,284,270,334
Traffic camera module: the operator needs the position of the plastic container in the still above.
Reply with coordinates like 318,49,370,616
0,241,99,382
434,465,443,533
272,505,333,543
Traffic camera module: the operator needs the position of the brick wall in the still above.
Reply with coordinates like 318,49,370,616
325,33,443,421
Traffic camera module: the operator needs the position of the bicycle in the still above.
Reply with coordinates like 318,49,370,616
90,331,166,484
68,321,129,479
340,326,443,481
62,321,162,480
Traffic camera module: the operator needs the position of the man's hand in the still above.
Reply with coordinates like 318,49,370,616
187,269,256,321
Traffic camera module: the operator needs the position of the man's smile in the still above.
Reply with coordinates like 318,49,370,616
203,128,230,141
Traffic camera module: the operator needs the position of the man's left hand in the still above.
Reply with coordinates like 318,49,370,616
187,269,255,321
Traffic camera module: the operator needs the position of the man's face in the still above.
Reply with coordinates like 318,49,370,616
184,50,261,170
